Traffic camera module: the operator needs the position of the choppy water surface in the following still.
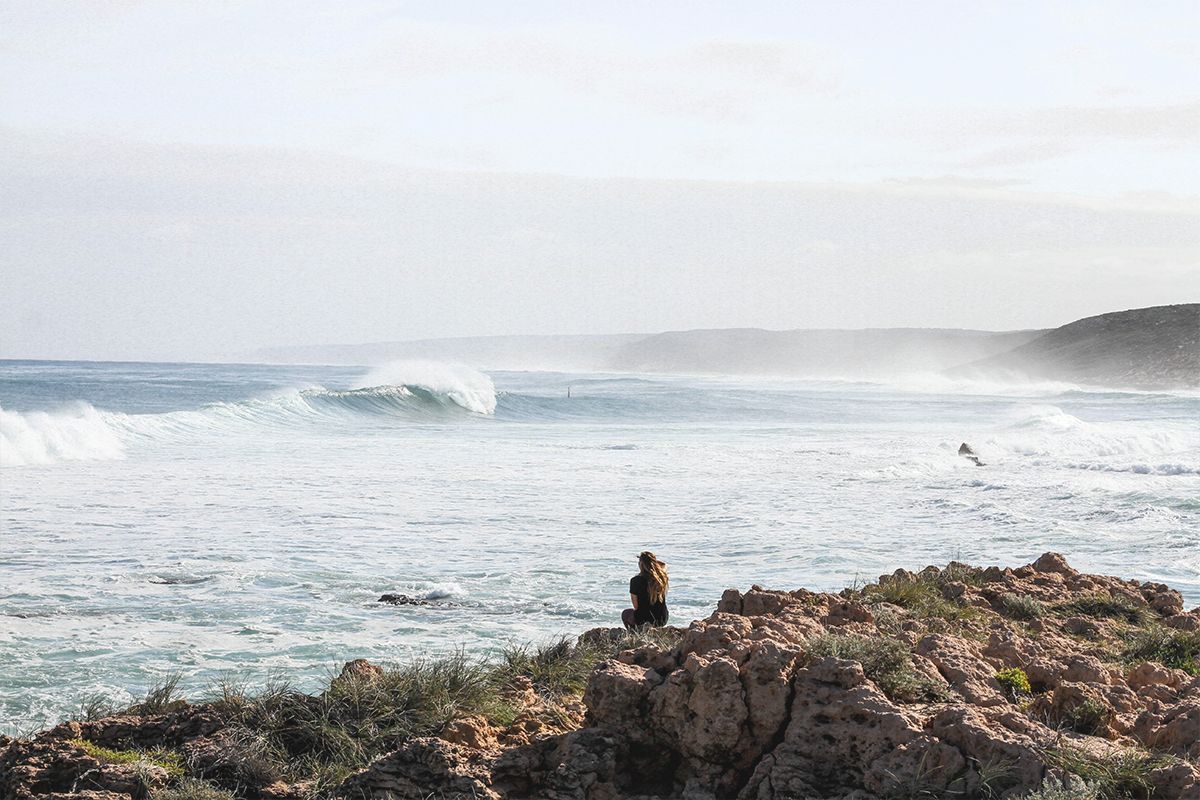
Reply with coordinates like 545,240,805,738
2,359,1198,733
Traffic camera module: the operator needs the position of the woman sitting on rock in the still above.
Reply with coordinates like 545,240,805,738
622,550,669,629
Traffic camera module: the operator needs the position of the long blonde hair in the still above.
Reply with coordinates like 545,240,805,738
639,551,669,604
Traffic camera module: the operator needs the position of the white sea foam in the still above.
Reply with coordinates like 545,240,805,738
420,582,464,600
354,361,497,415
982,404,1200,475
0,403,125,467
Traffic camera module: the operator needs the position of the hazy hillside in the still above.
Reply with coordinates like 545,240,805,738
252,305,1198,390
608,328,1045,377
953,304,1199,390
254,334,645,370
254,328,1044,376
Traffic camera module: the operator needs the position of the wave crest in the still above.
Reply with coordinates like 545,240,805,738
0,403,125,467
1,361,497,466
985,404,1199,475
352,361,496,415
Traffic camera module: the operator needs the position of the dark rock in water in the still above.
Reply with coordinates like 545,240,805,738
149,575,211,585
378,593,430,606
958,442,984,466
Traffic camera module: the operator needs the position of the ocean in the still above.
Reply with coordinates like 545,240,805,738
1,359,1197,734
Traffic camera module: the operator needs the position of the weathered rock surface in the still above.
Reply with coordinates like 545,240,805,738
479,553,1199,799
339,738,498,800
4,554,1197,800
0,736,172,800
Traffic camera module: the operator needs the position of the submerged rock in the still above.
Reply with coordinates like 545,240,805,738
958,442,985,466
377,593,431,606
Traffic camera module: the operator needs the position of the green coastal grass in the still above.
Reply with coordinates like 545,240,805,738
998,593,1046,621
199,628,683,795
806,633,948,703
1055,593,1146,626
856,563,983,623
1122,626,1200,675
1042,746,1170,800
994,667,1031,697
153,778,237,800
70,738,184,777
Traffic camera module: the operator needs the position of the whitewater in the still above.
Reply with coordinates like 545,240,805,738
1,359,1198,734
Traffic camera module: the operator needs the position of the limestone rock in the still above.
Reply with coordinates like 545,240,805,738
338,738,499,800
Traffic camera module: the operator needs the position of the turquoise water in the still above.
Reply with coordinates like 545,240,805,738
1,359,1197,733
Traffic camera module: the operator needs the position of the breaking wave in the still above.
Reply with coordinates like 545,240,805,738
0,362,497,467
982,404,1200,476
0,402,125,467
352,361,497,415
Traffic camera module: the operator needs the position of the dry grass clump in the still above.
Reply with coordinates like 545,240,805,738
125,673,189,716
1062,697,1112,736
1042,746,1170,800
1017,779,1102,799
1122,626,1200,675
204,652,512,791
805,633,948,703
1055,594,1146,626
69,737,184,777
857,563,982,623
194,628,684,795
152,778,237,800
999,593,1046,621
495,638,595,700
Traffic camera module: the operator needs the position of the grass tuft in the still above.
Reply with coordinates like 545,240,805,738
193,628,683,794
1017,778,1102,799
125,673,188,716
495,638,594,700
152,778,237,800
1042,745,1168,800
994,667,1031,698
999,593,1046,621
858,566,981,622
70,738,184,777
1056,594,1146,626
78,693,117,722
806,633,947,703
1062,697,1111,736
1122,626,1200,675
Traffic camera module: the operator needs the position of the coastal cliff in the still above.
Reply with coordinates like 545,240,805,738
3,554,1198,800
951,304,1200,390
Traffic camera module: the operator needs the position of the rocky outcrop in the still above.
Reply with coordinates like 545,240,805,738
340,738,498,800
481,553,1198,799
0,734,173,800
3,554,1197,800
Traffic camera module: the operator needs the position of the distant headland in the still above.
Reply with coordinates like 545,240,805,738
253,304,1199,391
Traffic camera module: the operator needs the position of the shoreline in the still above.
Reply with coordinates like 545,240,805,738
2,553,1199,799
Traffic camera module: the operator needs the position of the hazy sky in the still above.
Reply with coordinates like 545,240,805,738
1,0,1198,360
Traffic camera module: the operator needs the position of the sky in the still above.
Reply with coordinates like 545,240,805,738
1,0,1198,361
